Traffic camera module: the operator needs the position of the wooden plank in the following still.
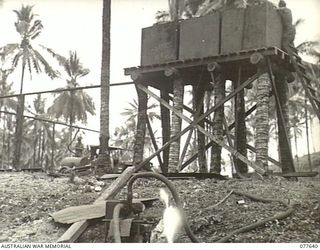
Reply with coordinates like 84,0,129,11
221,8,245,54
57,166,136,242
52,203,105,224
141,22,179,65
179,13,220,59
52,197,156,224
57,220,89,243
99,174,121,180
124,47,279,75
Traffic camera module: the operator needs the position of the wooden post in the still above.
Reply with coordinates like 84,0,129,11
131,73,148,166
51,123,55,172
160,90,170,173
208,63,225,174
194,84,207,173
234,65,248,174
266,58,295,174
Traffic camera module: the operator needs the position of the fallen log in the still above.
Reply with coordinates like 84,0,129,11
212,190,297,243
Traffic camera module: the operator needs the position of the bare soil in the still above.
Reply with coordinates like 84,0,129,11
0,171,319,243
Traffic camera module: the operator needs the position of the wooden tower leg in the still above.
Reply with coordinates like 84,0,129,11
194,84,207,173
133,83,148,166
160,90,170,173
234,65,248,174
209,65,226,174
165,68,184,173
267,59,295,174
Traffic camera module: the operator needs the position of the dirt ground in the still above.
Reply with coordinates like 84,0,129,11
0,171,319,243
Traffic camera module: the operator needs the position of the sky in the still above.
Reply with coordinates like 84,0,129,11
0,0,319,158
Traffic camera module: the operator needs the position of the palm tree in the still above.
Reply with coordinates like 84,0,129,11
99,0,111,170
0,67,16,169
47,51,95,148
0,4,59,169
24,95,53,169
119,98,160,161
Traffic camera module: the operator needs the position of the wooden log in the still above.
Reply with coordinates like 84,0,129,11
60,157,90,167
207,62,220,72
164,67,179,77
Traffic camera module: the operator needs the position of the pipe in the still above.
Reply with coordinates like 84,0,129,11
127,172,200,243
112,203,126,243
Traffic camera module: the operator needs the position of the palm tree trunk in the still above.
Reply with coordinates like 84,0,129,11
133,86,148,165
32,124,38,166
99,0,111,170
254,73,270,170
210,74,226,173
168,78,184,172
13,94,25,170
13,64,26,169
305,98,312,170
293,126,299,170
1,112,6,169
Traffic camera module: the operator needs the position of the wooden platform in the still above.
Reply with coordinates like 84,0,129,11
124,47,303,92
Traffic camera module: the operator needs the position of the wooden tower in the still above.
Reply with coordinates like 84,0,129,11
124,2,320,177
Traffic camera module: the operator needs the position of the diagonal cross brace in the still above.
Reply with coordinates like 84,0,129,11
136,82,266,176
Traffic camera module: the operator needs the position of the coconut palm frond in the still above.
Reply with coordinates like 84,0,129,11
296,41,320,55
27,19,43,39
13,5,35,22
33,49,59,79
293,18,305,29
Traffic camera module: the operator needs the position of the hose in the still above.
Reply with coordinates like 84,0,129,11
127,172,200,243
112,203,126,243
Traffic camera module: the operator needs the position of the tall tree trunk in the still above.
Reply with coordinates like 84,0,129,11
254,73,270,170
99,0,111,170
133,85,148,165
293,126,299,169
40,129,45,168
1,112,6,169
194,85,207,173
13,63,26,169
32,123,38,166
210,74,225,173
13,94,25,170
305,98,312,170
274,74,295,173
168,78,184,172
